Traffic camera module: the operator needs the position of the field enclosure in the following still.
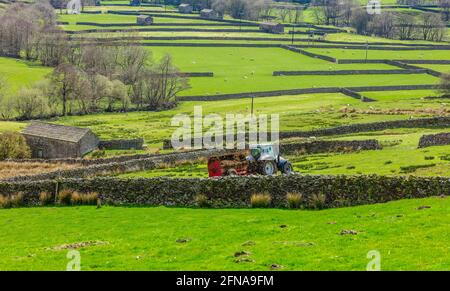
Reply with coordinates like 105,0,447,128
0,0,450,272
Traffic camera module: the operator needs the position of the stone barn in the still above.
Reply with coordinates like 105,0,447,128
178,3,193,14
200,9,223,20
136,15,153,25
22,122,99,159
259,22,284,34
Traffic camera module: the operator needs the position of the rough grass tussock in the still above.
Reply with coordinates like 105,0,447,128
286,192,303,209
194,194,210,207
39,192,53,206
0,193,24,208
250,193,271,208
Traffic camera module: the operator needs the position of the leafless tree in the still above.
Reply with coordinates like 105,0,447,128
143,55,190,110
49,63,80,116
421,12,446,41
115,44,150,105
279,7,290,23
396,13,417,40
350,7,371,34
370,12,396,39
34,29,71,66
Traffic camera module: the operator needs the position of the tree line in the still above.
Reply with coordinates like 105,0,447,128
312,0,448,41
0,1,190,120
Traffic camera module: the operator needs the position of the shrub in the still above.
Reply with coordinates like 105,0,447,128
308,193,327,210
0,132,31,161
194,194,210,208
71,192,98,205
70,191,82,205
57,189,73,205
0,193,24,208
250,193,271,208
286,192,303,209
82,192,99,205
0,195,11,209
39,192,53,206
9,193,24,207
91,150,106,159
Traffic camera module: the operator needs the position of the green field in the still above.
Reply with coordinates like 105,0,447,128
0,57,51,98
0,197,449,270
120,127,450,178
304,48,450,60
145,47,440,96
1,88,446,147
1,2,449,271
52,90,447,147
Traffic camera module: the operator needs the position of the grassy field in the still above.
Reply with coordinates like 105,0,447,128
0,57,51,98
145,46,440,96
0,197,448,270
1,88,445,145
304,48,450,60
53,91,447,146
119,127,450,179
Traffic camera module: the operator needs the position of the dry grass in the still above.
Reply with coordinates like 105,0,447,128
0,162,81,180
286,192,303,209
39,192,53,206
71,192,99,205
307,193,327,209
57,189,73,205
250,193,272,208
0,193,24,208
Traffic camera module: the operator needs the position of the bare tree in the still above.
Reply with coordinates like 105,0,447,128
115,44,150,104
279,7,290,23
34,29,71,66
49,63,80,116
396,13,417,40
293,6,303,24
370,12,396,39
350,7,370,34
421,12,446,41
143,55,190,110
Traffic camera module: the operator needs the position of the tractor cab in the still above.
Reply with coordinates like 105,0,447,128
248,144,293,176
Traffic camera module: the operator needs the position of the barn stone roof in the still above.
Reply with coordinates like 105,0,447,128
22,122,92,143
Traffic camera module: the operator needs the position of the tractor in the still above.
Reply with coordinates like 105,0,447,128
207,144,293,177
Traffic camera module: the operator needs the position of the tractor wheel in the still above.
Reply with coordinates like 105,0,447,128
227,169,238,176
259,161,277,176
281,162,293,174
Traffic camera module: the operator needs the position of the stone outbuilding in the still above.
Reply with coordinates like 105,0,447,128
200,9,223,20
136,15,153,26
22,122,99,159
259,22,284,34
178,3,193,14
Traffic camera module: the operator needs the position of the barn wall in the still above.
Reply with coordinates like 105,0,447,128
24,136,79,159
78,132,100,156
